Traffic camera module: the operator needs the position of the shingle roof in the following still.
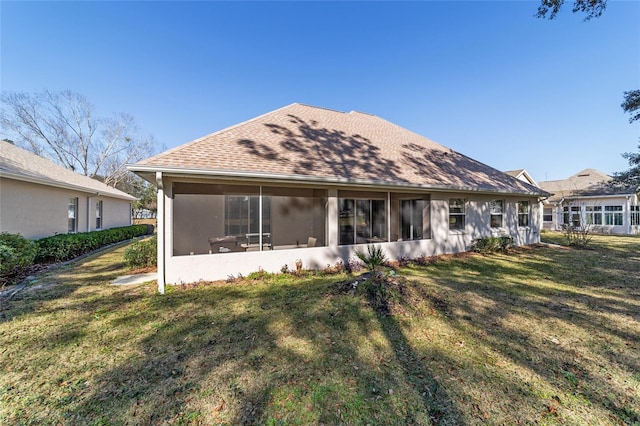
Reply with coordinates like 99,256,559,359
132,103,546,196
538,168,634,203
0,140,136,201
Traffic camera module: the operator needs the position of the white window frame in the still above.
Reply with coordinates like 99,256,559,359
604,205,623,226
517,201,530,227
631,205,640,226
449,198,466,232
68,197,78,233
490,200,504,228
95,200,103,230
585,205,602,225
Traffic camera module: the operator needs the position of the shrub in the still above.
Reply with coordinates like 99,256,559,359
562,224,593,248
124,236,157,269
0,233,37,286
471,236,514,253
35,225,149,263
356,244,387,275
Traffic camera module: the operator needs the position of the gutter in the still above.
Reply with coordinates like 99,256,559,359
127,164,551,198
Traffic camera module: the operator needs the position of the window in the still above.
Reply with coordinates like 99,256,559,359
68,197,78,233
632,206,640,226
490,200,504,228
585,206,602,225
570,206,581,227
401,199,424,240
604,205,623,226
339,198,386,245
224,195,271,237
95,200,103,229
449,198,465,231
517,201,530,227
543,208,553,222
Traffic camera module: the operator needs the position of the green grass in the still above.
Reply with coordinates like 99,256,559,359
1,234,639,425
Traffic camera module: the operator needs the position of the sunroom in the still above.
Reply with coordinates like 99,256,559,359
170,181,431,257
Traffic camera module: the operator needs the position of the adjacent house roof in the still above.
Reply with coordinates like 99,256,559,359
0,140,136,201
538,168,635,203
504,169,539,187
130,103,547,196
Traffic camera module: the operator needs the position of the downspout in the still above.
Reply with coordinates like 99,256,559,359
87,196,93,232
156,172,165,294
625,195,632,235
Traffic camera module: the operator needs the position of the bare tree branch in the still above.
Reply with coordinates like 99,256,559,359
0,89,156,188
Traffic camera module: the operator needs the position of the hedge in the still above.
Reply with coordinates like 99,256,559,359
124,235,157,269
470,236,514,253
0,233,38,286
35,225,151,263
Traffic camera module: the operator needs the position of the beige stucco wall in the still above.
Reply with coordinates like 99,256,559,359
159,176,542,285
0,177,132,239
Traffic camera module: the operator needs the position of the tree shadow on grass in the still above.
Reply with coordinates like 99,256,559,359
29,273,464,425
422,245,639,424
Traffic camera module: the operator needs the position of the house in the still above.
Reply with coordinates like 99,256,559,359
538,168,640,235
0,140,136,239
504,169,539,187
128,103,549,293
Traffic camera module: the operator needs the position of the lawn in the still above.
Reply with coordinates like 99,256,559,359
1,234,638,425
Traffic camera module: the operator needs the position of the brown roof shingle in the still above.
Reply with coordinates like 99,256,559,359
133,103,545,195
1,140,136,200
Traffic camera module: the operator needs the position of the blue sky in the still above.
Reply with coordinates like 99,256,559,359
2,1,638,182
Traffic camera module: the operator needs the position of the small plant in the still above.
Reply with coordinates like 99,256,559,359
562,224,593,248
356,244,387,276
471,236,514,253
345,257,363,273
280,264,290,274
124,236,157,269
295,259,303,275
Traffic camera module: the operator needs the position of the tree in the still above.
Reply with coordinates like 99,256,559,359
621,90,640,123
536,0,607,20
0,89,155,188
611,92,640,189
536,1,638,191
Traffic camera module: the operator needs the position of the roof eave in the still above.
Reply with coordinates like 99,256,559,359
0,170,137,201
128,164,550,198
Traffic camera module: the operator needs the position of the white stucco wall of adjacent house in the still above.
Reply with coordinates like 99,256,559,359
542,194,639,235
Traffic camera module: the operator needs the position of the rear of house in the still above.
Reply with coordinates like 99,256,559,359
539,169,640,235
129,103,549,292
0,140,136,239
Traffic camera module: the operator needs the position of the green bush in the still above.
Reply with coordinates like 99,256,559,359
35,225,149,263
470,236,514,253
0,233,37,286
124,236,157,269
356,244,387,275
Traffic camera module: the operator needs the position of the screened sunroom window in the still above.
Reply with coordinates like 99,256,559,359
401,199,424,240
339,198,386,245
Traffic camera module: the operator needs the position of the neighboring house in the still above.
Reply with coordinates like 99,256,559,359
504,169,539,187
538,168,640,235
0,140,136,239
129,103,549,293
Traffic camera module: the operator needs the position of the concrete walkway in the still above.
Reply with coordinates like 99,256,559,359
111,272,157,286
